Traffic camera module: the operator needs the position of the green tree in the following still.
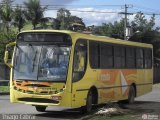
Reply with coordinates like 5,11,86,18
52,19,60,30
24,0,47,29
0,23,3,31
131,12,156,34
148,14,155,30
94,19,124,39
69,16,85,26
0,0,13,32
130,12,157,42
131,12,148,33
69,16,85,31
0,30,16,62
13,5,26,32
57,8,71,30
56,8,85,31
39,17,49,29
94,12,157,41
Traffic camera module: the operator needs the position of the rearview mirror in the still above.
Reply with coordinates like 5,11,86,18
4,42,16,68
4,51,12,68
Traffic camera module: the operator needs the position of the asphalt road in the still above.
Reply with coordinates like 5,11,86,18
0,88,160,120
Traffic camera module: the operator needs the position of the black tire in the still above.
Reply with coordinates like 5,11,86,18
81,90,93,113
35,106,46,112
128,85,135,104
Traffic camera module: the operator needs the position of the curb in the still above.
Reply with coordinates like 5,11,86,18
0,92,10,95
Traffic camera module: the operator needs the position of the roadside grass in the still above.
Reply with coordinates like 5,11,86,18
0,80,9,93
0,86,9,93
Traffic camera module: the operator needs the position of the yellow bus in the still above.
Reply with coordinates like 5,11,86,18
4,30,153,112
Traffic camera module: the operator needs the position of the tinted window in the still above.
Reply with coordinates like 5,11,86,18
89,41,99,68
136,48,144,68
144,49,152,68
126,47,135,68
100,43,113,68
114,46,125,68
73,39,87,82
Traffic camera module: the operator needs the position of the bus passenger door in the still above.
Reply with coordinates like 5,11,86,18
71,39,88,108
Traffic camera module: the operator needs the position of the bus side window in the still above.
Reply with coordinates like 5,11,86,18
77,51,85,71
73,40,87,82
144,49,152,68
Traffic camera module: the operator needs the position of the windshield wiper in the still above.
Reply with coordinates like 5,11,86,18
32,51,37,72
27,44,38,72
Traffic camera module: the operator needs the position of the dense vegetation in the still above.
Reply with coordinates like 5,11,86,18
0,0,160,65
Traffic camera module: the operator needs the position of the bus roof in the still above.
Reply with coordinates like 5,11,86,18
19,30,153,48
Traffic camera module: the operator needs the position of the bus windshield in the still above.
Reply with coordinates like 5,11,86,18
14,44,71,82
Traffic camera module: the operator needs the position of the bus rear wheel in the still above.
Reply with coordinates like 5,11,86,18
35,106,46,112
128,85,135,104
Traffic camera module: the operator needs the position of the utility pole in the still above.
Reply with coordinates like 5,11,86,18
119,4,133,40
124,4,128,40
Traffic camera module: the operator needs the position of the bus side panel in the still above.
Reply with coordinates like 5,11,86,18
71,68,153,108
71,76,89,108
97,69,118,103
136,69,145,97
136,69,153,97
143,69,153,94
71,69,96,108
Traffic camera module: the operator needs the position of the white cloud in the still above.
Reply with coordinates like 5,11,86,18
44,7,123,26
70,8,122,26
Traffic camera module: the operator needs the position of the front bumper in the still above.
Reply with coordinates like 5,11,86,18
10,88,72,107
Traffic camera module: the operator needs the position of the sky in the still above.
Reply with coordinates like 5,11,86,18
9,0,160,26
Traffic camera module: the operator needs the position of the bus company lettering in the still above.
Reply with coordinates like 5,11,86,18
100,74,111,81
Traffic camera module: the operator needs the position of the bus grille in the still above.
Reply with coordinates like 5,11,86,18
14,86,56,95
18,97,59,104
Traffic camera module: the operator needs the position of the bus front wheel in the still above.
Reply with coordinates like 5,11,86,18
35,106,46,112
81,90,93,113
128,85,135,104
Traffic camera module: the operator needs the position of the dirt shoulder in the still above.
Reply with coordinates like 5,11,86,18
82,86,160,120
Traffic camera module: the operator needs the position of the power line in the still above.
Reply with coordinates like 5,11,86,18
1,3,160,16
46,8,120,14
